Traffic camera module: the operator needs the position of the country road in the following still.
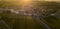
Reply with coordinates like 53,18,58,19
23,13,51,29
0,6,51,29
12,15,44,29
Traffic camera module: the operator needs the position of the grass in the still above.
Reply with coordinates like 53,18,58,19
0,13,44,29
42,16,60,29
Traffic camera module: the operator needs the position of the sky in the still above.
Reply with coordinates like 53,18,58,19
45,0,60,1
0,0,60,1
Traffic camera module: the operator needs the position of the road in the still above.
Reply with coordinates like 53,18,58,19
12,15,44,29
22,13,51,29
9,6,51,29
0,8,51,29
32,15,51,29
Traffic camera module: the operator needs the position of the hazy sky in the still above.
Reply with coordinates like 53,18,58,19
0,0,60,2
45,0,60,1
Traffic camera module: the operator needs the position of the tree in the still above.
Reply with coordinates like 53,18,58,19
34,1,60,17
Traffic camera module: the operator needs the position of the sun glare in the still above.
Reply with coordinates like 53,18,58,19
19,0,32,6
21,0,31,2
22,0,30,1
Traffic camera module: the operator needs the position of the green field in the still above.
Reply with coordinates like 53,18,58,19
0,1,60,29
0,13,44,29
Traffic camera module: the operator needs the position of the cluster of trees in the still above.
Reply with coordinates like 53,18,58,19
34,1,60,16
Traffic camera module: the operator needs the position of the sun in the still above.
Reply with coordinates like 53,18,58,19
19,0,32,5
22,0,30,1
21,0,31,2
20,0,31,3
